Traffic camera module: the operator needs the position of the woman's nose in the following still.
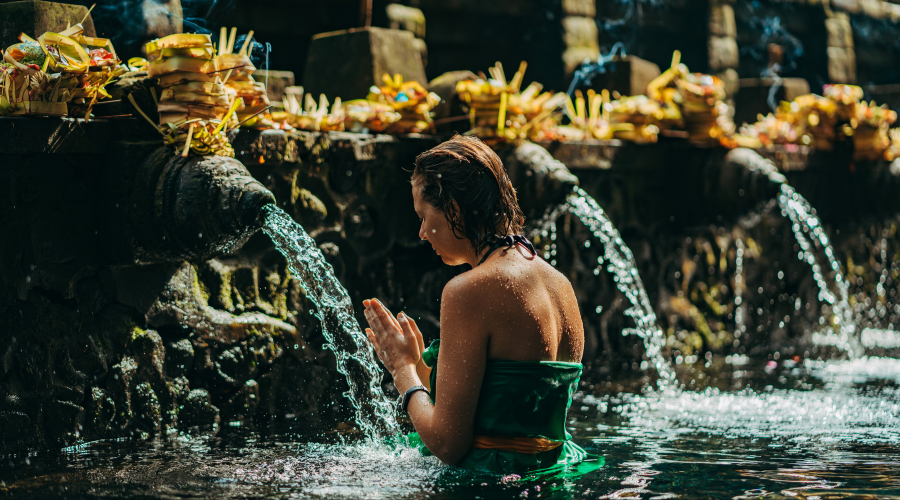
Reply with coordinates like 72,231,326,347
419,225,427,241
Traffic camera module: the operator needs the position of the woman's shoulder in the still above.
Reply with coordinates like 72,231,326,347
444,254,560,302
440,263,508,308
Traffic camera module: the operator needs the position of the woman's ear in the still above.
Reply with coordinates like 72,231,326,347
446,198,468,239
449,199,462,218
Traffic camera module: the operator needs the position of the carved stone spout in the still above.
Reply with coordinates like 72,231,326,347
128,148,276,263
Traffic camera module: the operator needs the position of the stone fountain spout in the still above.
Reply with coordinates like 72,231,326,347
130,148,276,263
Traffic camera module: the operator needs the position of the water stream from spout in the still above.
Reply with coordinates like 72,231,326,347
738,152,862,357
261,205,400,440
533,187,677,390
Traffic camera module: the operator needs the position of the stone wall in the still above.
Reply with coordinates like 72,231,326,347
596,0,710,76
0,116,573,454
0,119,349,453
541,139,900,386
4,110,900,452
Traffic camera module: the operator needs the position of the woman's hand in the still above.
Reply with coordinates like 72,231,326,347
362,299,425,380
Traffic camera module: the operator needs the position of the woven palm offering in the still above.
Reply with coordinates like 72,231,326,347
851,99,897,161
608,94,666,143
281,90,345,131
143,32,239,157
644,50,732,144
341,97,401,133
541,89,633,142
456,61,564,144
216,28,271,128
675,72,732,144
884,129,900,162
1,23,122,118
731,83,897,161
361,74,439,133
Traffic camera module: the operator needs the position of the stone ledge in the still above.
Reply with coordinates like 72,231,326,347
0,117,159,156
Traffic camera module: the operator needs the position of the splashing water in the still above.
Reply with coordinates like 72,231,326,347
740,153,862,357
618,384,900,444
733,237,747,338
533,187,677,390
234,441,445,497
261,205,399,439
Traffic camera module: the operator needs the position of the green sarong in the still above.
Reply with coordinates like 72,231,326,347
408,340,603,475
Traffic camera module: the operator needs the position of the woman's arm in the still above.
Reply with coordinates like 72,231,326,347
364,278,487,464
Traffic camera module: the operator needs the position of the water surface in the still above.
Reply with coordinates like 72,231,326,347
3,357,899,499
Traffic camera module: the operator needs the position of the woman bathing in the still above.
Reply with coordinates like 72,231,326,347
363,136,596,473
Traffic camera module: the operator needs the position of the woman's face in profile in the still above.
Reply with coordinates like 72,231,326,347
412,180,471,266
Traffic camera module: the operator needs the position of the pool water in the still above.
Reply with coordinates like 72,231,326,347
2,357,899,499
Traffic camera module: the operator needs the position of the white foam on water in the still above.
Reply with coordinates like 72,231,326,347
233,442,447,498
805,356,900,383
617,385,900,444
861,328,900,349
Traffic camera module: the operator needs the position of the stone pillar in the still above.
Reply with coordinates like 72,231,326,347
708,0,740,100
141,0,183,40
562,0,600,77
386,3,428,67
0,1,96,49
826,12,857,84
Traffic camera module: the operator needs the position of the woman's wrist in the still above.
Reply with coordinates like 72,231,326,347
391,363,421,395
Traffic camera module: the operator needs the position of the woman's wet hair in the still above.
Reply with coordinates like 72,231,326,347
412,135,525,254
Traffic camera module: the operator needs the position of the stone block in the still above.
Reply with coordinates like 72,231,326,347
828,46,857,84
859,0,884,18
386,3,425,38
714,68,740,98
427,70,478,129
303,27,427,101
826,16,854,48
563,45,600,76
890,3,900,23
412,36,428,67
586,55,662,97
141,0,183,39
0,1,96,50
562,0,595,17
708,35,739,70
253,70,295,102
708,3,736,37
832,0,860,13
562,16,599,50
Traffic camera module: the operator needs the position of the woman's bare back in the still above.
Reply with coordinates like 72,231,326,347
463,245,584,363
